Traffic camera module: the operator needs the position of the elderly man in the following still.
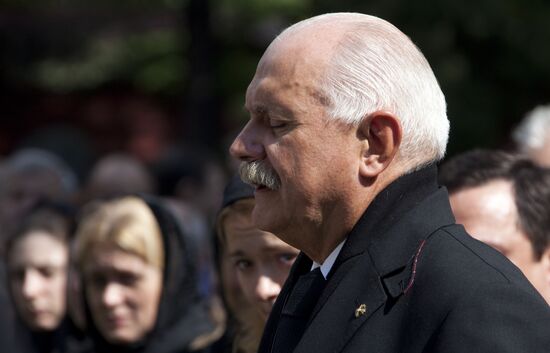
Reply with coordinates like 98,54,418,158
439,149,550,305
230,12,550,353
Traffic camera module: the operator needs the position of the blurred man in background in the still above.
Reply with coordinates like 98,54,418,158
440,149,550,304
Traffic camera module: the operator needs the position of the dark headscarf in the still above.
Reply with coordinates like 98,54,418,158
82,195,217,353
221,175,254,210
4,201,84,353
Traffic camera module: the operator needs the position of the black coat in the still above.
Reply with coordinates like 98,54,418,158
13,317,87,353
79,196,217,353
259,166,550,353
0,260,20,352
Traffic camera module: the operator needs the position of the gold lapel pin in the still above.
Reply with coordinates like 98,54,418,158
355,304,367,318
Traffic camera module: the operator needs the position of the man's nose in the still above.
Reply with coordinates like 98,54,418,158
229,121,265,161
255,274,281,303
22,269,45,299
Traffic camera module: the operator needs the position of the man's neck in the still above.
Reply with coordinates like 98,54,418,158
304,170,400,263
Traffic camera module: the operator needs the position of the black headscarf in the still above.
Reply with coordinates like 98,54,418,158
82,195,216,353
220,175,254,210
4,201,84,353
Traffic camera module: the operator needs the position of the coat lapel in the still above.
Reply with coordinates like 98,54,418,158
294,253,386,353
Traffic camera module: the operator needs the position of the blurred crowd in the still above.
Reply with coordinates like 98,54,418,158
0,138,288,353
1,102,549,353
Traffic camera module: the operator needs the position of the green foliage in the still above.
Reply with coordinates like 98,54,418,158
1,0,549,155
30,29,185,93
217,0,311,18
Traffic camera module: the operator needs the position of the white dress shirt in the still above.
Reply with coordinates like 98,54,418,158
311,239,347,279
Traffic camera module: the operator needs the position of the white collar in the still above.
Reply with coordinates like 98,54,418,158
311,239,347,279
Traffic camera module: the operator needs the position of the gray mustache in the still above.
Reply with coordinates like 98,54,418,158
238,161,281,190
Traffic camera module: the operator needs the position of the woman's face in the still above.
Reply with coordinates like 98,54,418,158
83,246,163,344
8,231,68,331
224,208,299,321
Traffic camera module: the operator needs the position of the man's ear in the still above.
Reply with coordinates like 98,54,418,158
358,111,402,178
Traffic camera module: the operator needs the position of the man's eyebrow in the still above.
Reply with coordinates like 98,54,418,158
244,103,268,116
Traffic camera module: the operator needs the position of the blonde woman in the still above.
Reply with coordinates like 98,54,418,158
74,196,218,353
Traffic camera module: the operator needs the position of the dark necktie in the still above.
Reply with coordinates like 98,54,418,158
271,267,326,353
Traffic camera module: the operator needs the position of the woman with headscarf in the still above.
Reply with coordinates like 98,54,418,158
6,202,82,353
215,176,299,353
73,195,219,353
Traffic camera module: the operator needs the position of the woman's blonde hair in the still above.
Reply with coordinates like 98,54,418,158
74,196,164,271
216,197,254,246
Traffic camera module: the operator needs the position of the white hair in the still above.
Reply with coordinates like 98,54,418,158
512,104,550,152
276,13,449,173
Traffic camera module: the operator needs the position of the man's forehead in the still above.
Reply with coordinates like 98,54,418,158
245,62,329,113
244,77,326,121
256,20,346,81
244,79,274,113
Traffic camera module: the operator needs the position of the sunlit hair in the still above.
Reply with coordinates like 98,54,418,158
274,13,449,173
74,196,164,271
512,104,550,152
217,198,255,247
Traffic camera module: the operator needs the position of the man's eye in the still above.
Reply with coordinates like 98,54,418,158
271,123,286,130
269,119,287,129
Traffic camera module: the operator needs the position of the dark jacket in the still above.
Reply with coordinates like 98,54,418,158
80,196,218,353
14,317,86,353
0,260,20,352
3,258,86,353
259,166,550,353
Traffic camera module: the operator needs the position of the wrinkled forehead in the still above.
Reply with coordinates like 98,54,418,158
245,38,338,111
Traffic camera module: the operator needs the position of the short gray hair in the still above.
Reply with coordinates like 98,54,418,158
278,13,449,173
512,104,550,152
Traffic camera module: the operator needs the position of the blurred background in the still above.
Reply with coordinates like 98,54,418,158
1,0,550,181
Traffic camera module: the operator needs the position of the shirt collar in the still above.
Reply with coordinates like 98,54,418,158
311,239,347,279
